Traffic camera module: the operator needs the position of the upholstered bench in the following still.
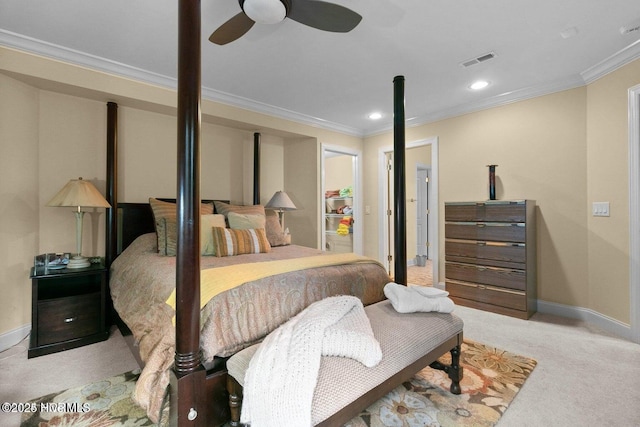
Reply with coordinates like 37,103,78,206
226,299,464,426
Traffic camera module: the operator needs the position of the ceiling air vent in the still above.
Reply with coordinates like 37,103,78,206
620,17,640,35
461,52,496,68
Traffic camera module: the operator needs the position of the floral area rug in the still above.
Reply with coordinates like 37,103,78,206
21,340,535,427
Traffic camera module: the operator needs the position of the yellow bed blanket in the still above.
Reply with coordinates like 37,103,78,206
165,253,379,311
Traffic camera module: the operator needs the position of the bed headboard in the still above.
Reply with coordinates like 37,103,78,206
116,198,228,255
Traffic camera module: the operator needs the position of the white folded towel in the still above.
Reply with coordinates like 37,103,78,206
384,282,455,313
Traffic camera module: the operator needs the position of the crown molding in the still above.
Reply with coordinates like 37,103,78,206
365,40,640,137
2,29,639,140
581,39,640,84
0,29,363,137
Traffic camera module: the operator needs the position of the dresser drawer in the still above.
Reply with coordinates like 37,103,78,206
445,201,526,222
445,261,526,291
446,280,527,311
445,222,525,243
445,239,525,269
37,292,101,346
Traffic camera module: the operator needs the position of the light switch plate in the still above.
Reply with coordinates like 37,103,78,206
592,202,610,217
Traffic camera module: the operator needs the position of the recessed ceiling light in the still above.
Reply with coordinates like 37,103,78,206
469,80,489,90
368,112,383,120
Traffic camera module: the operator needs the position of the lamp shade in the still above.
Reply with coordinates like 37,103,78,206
265,191,296,211
47,177,111,208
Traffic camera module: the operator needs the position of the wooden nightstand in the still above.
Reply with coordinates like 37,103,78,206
28,263,109,358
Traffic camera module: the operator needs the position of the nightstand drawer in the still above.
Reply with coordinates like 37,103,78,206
37,292,101,345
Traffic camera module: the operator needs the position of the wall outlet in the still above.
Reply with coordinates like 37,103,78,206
592,202,610,217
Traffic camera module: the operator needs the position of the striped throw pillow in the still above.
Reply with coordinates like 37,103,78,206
212,227,271,257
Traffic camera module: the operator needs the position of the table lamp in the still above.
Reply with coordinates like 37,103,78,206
265,190,297,230
47,177,111,269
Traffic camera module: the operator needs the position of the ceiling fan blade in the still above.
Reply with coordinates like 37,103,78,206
209,12,256,45
288,0,362,33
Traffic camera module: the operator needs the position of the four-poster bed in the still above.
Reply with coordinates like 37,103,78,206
103,2,448,426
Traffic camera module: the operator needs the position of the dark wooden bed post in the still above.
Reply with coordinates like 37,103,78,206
253,132,261,205
393,76,407,285
105,101,118,326
170,0,207,425
105,101,118,269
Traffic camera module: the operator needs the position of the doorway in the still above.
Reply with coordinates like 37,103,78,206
378,137,439,286
416,165,431,259
321,145,363,254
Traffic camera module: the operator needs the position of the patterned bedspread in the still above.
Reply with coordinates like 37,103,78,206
109,233,390,422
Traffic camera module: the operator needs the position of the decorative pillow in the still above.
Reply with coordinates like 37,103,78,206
201,214,227,255
213,201,265,222
161,214,226,256
228,212,266,230
265,210,289,247
212,227,271,257
149,198,214,255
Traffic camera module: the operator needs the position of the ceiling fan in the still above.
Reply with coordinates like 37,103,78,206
209,0,362,45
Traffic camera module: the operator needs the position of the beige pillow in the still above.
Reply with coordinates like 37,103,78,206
265,210,289,247
212,227,271,257
213,201,265,221
149,198,214,255
228,212,266,230
159,214,225,256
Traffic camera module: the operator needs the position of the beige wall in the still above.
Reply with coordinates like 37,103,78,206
0,47,361,338
0,75,40,335
364,59,640,324
1,44,638,339
586,59,640,321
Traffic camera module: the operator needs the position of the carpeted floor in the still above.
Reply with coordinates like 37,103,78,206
20,339,535,427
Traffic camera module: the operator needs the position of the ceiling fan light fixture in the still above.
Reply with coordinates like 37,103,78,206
243,0,287,24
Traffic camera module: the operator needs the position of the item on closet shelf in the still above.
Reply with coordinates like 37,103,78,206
339,186,353,198
336,216,353,235
325,190,340,199
336,205,353,215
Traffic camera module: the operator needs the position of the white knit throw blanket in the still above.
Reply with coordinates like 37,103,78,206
240,295,382,427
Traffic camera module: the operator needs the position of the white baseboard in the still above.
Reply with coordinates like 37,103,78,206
0,324,30,353
537,300,632,341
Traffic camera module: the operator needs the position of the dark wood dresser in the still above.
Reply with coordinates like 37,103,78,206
28,264,109,358
444,200,537,319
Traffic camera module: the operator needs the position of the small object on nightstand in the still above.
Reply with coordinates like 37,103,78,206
28,263,109,358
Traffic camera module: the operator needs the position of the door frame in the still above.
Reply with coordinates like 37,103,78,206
629,83,640,343
416,164,431,258
321,144,363,254
378,137,440,286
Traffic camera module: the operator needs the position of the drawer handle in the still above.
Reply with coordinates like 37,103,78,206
476,223,486,228
476,241,487,246
64,317,76,323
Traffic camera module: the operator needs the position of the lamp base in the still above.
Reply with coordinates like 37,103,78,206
66,256,90,269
